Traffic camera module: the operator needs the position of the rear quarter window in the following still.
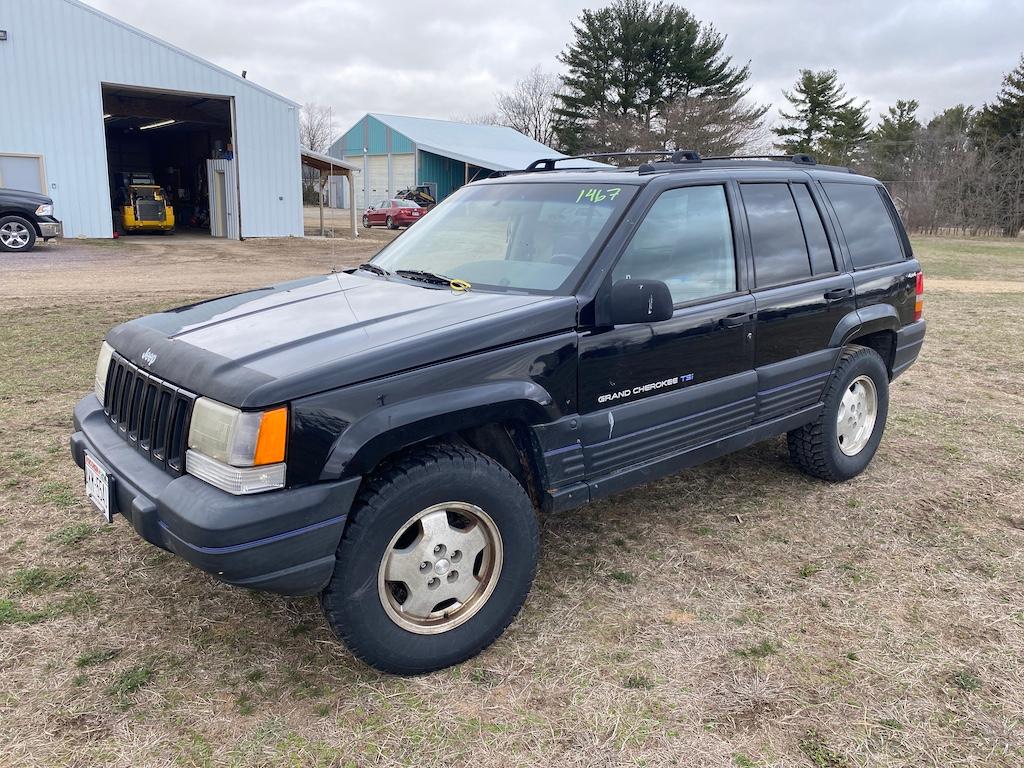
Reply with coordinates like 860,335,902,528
823,183,905,269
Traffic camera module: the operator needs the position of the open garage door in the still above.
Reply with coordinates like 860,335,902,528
102,84,235,238
391,153,415,196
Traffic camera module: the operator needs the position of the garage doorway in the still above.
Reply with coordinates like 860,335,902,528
101,84,237,239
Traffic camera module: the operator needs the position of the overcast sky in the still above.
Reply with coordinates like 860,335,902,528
87,0,1024,139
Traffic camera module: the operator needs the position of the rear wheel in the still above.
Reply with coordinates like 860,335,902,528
788,345,889,481
320,444,539,675
386,215,397,230
0,215,36,253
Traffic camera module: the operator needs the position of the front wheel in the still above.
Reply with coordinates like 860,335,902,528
320,444,539,675
788,344,889,481
362,215,371,229
0,215,37,253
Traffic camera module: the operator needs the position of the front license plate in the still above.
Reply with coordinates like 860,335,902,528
84,453,113,523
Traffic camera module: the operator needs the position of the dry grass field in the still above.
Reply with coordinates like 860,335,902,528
1,231,1022,767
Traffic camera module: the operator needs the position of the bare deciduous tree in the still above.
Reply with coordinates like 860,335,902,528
448,111,502,126
300,103,334,153
495,66,560,147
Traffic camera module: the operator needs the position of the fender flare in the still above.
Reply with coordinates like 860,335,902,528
828,304,900,348
319,380,557,480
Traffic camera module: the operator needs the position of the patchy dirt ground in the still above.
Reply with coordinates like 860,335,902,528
0,233,1022,767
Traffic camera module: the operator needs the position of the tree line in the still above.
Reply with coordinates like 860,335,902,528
485,0,1024,237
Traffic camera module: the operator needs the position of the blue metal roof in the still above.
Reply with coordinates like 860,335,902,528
364,113,607,172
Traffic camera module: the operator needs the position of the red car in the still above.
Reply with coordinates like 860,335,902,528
362,199,425,230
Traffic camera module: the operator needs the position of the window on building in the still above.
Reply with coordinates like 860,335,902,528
0,154,45,194
823,183,905,268
612,185,736,304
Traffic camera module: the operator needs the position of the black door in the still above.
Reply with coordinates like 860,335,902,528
740,180,857,422
578,183,756,478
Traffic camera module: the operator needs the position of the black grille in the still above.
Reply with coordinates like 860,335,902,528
103,353,196,475
135,200,166,222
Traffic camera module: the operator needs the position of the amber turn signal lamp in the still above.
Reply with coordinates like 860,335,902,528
254,407,288,465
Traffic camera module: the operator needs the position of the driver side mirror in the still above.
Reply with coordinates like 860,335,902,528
610,279,674,325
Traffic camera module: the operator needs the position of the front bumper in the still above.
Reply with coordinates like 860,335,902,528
70,395,360,595
37,218,61,239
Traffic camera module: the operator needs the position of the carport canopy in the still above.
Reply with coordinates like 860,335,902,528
301,149,361,238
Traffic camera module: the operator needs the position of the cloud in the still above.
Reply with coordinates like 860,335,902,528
85,0,1023,137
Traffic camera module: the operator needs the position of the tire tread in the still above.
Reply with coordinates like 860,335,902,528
319,442,538,674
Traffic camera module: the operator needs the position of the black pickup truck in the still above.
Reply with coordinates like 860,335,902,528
70,152,925,674
0,187,61,252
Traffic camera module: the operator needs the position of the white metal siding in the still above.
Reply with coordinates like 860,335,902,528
0,0,302,238
206,158,240,239
391,154,415,195
366,156,389,204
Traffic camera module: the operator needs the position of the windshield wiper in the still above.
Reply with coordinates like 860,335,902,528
356,262,392,278
395,269,467,289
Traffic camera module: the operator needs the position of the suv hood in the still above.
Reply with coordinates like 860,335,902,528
105,272,578,408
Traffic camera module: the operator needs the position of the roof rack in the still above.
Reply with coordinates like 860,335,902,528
523,150,852,175
525,150,690,172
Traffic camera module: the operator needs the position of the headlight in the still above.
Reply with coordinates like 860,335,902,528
186,397,288,494
35,203,53,216
94,341,114,403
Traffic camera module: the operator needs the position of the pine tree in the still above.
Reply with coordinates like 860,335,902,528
975,54,1024,140
869,99,921,180
554,0,764,155
822,104,871,165
773,70,868,163
973,55,1024,235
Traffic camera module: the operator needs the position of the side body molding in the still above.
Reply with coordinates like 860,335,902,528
828,303,900,348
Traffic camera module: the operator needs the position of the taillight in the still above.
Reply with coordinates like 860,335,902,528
914,271,924,321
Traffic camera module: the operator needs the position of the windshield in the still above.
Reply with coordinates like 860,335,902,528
370,182,636,293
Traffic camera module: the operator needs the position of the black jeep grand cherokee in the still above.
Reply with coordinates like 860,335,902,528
71,152,925,674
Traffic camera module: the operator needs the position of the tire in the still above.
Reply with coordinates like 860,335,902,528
362,215,371,229
386,216,397,230
320,444,539,675
788,344,889,482
0,215,37,253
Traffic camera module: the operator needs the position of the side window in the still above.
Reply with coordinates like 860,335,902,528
612,185,735,304
791,184,835,274
823,183,905,268
741,183,811,288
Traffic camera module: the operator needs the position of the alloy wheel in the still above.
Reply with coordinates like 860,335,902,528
378,502,503,635
836,374,877,456
0,222,31,250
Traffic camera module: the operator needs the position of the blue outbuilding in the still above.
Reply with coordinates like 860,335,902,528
327,113,580,210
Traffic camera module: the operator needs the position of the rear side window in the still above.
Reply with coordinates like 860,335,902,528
791,184,835,274
741,183,811,288
823,183,905,268
612,185,735,304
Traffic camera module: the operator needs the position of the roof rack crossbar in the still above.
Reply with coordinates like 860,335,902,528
701,153,818,165
525,150,688,172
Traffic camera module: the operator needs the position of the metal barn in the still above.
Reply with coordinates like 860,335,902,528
327,114,580,210
0,0,303,239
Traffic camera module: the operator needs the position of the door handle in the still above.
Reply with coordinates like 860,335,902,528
719,312,749,328
824,288,854,301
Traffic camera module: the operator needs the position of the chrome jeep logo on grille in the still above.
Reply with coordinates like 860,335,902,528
141,348,157,366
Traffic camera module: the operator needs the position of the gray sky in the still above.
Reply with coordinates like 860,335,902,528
87,0,1023,138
